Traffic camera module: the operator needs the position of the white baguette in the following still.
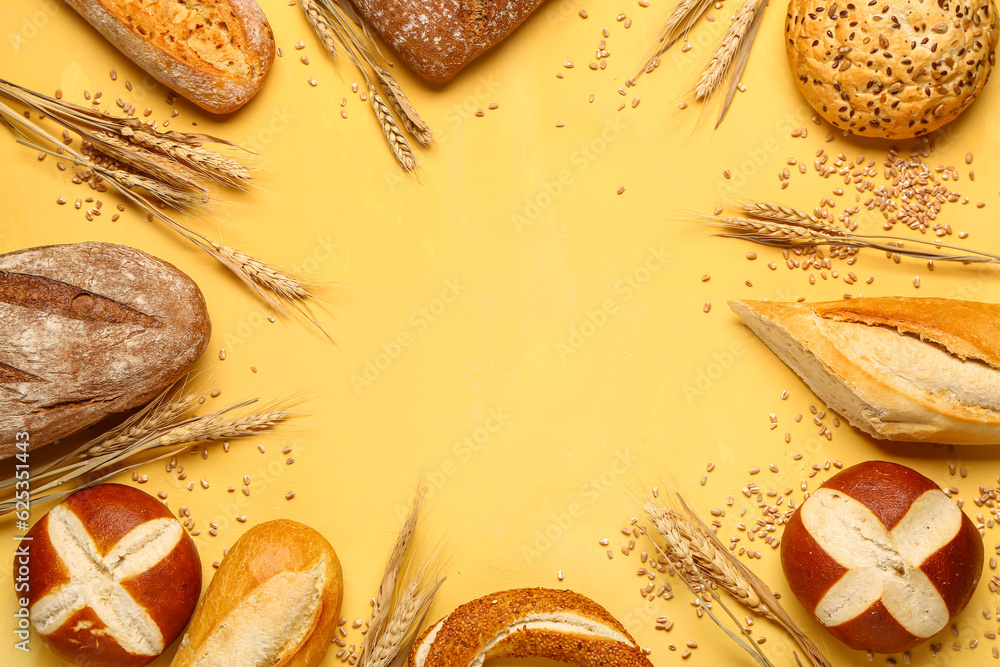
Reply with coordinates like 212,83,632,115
169,520,343,667
63,0,274,114
730,297,1000,444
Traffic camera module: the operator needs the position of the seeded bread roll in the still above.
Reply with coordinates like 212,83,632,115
784,0,1000,138
63,0,275,114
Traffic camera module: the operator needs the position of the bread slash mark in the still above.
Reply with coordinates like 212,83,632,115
0,361,44,384
0,271,161,327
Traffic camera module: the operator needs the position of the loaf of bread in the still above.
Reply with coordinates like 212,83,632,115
63,0,275,114
352,0,545,82
170,519,343,667
19,484,202,667
730,297,1000,444
785,0,1000,138
782,461,982,653
409,588,653,666
0,242,211,458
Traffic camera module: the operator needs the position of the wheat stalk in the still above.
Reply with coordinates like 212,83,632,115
0,394,291,515
371,88,416,172
710,201,1000,264
695,0,758,100
644,493,833,667
638,0,715,75
300,0,340,59
357,481,444,667
375,66,432,146
0,83,328,334
86,392,201,456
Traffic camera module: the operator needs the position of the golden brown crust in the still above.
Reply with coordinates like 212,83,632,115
784,0,1000,138
409,588,653,667
729,297,1000,444
812,297,1000,369
169,519,343,667
63,0,274,113
20,484,201,667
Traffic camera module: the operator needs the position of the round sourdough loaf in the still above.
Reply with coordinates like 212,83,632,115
781,461,983,653
0,242,211,458
784,0,1000,138
18,484,202,667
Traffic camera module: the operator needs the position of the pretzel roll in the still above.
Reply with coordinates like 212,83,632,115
781,461,983,653
17,483,201,666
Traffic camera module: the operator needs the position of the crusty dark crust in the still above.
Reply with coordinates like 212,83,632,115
22,484,202,667
352,0,545,82
781,462,983,654
785,0,1000,138
408,588,653,666
0,242,211,458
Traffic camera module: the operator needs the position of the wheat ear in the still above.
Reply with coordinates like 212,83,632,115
370,88,416,172
300,0,340,58
695,0,758,100
375,67,432,145
86,393,201,456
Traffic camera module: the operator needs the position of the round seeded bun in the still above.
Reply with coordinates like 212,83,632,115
784,0,1000,138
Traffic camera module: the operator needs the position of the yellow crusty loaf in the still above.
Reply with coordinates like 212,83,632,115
730,297,1000,444
63,0,275,114
169,520,343,667
784,0,999,138
408,588,654,667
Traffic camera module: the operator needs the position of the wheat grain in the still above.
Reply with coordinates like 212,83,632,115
374,67,432,146
695,0,758,100
370,88,416,171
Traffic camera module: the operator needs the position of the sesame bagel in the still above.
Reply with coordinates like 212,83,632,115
784,0,1000,138
408,588,653,667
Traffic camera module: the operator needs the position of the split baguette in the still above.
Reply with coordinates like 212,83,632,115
729,297,1000,444
63,0,275,114
169,520,343,667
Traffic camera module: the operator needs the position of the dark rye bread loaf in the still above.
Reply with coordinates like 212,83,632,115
0,242,211,458
352,0,546,81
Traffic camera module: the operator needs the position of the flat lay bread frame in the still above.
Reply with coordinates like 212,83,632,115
5,0,1000,665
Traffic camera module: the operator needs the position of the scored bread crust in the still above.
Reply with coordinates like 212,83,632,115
408,588,653,667
729,297,1000,444
781,462,983,653
352,0,546,82
63,0,275,114
23,484,202,667
784,0,1000,138
169,519,343,667
0,242,211,458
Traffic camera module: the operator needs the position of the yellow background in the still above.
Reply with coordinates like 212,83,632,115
3,0,1000,665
